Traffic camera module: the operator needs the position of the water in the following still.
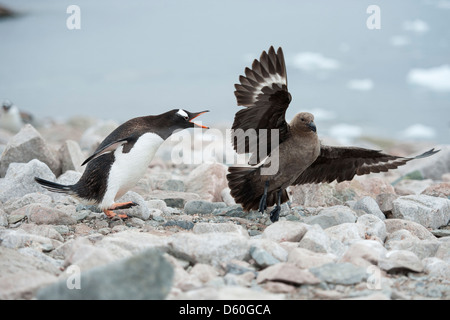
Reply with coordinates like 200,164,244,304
1,0,449,144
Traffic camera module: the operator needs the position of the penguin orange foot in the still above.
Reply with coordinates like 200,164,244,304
103,201,138,219
34,109,209,217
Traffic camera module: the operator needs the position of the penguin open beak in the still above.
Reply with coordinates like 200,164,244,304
188,110,209,129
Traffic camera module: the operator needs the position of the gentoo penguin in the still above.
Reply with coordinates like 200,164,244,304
227,46,439,222
0,100,33,133
35,109,208,218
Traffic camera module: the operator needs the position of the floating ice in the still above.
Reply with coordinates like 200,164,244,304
402,19,429,34
390,35,411,47
407,65,450,92
400,124,437,139
291,52,340,71
329,124,363,144
347,79,374,91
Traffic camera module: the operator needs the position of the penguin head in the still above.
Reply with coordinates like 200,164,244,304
171,109,209,129
2,100,13,112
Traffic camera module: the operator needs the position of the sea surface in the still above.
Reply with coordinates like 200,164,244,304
1,0,449,144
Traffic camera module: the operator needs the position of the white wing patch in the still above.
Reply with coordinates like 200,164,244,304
253,74,286,101
177,109,189,118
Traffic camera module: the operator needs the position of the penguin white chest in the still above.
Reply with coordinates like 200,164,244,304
0,106,23,133
101,132,164,207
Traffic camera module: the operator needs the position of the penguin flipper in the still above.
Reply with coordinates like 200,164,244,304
81,137,131,166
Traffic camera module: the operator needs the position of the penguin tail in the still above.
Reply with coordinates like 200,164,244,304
34,177,74,194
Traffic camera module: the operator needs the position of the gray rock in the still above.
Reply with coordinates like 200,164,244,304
356,214,387,241
392,195,450,229
117,191,150,220
248,238,288,262
0,159,55,202
0,124,61,177
146,190,201,208
304,205,356,229
164,198,185,208
37,249,173,300
394,179,434,196
289,183,342,207
431,229,450,238
54,223,71,235
189,263,221,284
14,203,76,225
154,179,185,192
177,286,284,300
341,240,387,267
193,222,249,237
422,257,450,279
148,208,164,220
435,241,450,262
19,223,64,242
262,221,310,242
256,262,320,285
184,162,229,202
353,196,385,220
169,232,250,266
223,272,254,287
0,228,60,250
384,219,436,240
249,246,280,268
421,182,450,199
309,262,368,285
0,208,7,227
325,223,366,245
299,224,346,256
146,199,167,211
60,231,168,272
71,208,89,221
287,247,337,269
3,192,53,214
79,120,118,154
8,213,26,225
163,220,194,230
56,170,81,185
225,261,256,275
59,140,85,173
212,205,247,217
386,239,441,260
0,246,59,300
385,229,420,246
127,217,145,228
184,200,226,215
378,250,424,273
376,193,399,214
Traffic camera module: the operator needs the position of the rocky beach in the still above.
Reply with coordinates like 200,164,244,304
0,117,449,300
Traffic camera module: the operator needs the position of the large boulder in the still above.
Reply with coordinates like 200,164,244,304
303,206,357,229
184,162,228,202
0,125,61,177
168,232,250,266
392,195,450,229
0,159,55,202
37,249,173,300
58,140,85,174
